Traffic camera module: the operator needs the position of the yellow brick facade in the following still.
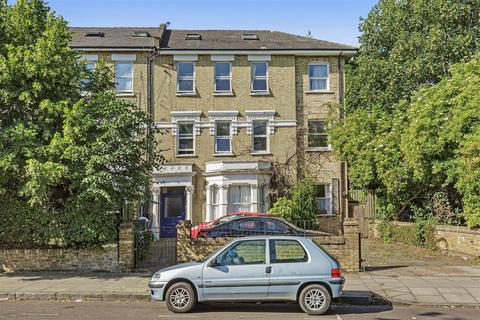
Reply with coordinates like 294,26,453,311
78,50,348,234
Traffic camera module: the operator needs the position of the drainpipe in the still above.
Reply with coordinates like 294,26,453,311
142,23,166,219
338,50,350,221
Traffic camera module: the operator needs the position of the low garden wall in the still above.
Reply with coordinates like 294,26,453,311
176,219,361,272
369,220,480,258
0,222,135,272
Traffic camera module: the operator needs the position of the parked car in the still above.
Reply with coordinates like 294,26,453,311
197,216,328,238
191,212,267,238
148,236,344,315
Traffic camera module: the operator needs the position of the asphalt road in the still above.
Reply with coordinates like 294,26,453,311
1,301,479,320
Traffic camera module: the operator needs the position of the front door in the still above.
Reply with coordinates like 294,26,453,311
202,239,269,300
160,189,186,238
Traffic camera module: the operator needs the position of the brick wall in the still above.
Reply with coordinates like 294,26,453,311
0,245,119,272
0,223,135,272
176,219,360,272
369,220,480,258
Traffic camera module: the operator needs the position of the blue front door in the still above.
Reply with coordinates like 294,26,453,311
160,191,186,238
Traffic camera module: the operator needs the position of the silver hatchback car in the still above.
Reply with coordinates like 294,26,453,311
149,236,344,315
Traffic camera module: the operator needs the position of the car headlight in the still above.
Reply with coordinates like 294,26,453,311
151,272,161,281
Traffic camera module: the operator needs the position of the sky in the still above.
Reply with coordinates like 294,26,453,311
43,0,378,46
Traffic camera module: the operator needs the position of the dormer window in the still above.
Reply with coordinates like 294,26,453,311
185,33,202,40
84,32,104,37
242,33,258,40
133,31,150,37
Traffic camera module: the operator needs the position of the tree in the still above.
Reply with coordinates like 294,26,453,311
401,54,480,227
0,0,159,247
329,0,480,218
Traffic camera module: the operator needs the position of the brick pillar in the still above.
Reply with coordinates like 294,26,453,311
118,222,135,271
176,220,192,263
343,218,361,272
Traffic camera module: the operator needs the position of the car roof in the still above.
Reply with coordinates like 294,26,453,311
228,235,310,241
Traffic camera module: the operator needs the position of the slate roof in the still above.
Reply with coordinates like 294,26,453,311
69,27,356,51
69,27,164,49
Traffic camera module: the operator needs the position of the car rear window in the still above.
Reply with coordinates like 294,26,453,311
269,239,308,263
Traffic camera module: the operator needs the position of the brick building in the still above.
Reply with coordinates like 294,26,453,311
70,25,356,237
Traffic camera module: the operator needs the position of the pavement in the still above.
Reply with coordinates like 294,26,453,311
1,238,479,307
2,300,480,320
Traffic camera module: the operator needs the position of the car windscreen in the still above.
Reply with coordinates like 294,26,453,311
211,214,245,226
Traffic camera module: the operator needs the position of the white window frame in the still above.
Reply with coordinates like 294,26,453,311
251,120,269,153
308,62,330,92
215,121,232,154
251,62,269,93
307,119,331,151
176,121,195,156
211,185,220,219
176,62,196,94
114,60,134,94
227,185,252,213
315,184,332,215
214,62,232,94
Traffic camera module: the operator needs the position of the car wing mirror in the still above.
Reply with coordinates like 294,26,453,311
207,259,219,268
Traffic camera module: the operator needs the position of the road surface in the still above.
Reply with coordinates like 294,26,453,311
1,300,479,320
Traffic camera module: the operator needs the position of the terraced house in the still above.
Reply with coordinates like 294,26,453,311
70,24,356,238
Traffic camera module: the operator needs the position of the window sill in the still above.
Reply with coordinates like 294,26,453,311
251,151,272,156
116,92,135,97
306,147,332,152
175,154,197,158
213,92,234,96
317,213,336,216
214,152,235,157
176,92,197,97
250,92,271,96
305,90,335,94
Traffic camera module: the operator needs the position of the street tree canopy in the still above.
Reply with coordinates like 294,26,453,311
330,0,480,226
0,0,160,247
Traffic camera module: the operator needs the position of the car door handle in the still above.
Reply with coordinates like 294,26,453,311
266,266,272,274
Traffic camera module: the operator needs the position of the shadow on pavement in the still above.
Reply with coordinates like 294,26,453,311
1,271,151,281
364,265,408,272
191,302,393,315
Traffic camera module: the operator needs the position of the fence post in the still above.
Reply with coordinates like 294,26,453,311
118,222,135,271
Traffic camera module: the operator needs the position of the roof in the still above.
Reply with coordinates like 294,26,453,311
161,29,356,51
69,27,356,52
69,27,165,49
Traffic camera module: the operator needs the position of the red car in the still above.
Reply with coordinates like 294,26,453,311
191,212,267,238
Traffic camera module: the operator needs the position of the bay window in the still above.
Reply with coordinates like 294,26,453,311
227,185,251,213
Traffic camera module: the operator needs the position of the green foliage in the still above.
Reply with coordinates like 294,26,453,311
377,220,394,243
330,0,480,224
0,0,160,247
268,197,295,220
268,177,319,223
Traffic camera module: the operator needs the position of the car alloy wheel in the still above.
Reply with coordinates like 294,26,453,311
305,288,326,310
299,284,331,315
165,282,197,313
169,288,190,310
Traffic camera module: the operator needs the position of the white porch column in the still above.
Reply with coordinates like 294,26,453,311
218,185,229,217
185,185,193,222
205,184,212,222
250,184,259,212
151,187,160,240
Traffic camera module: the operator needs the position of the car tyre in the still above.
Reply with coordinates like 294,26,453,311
165,282,197,313
299,284,331,315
